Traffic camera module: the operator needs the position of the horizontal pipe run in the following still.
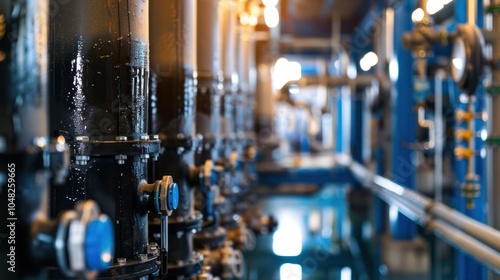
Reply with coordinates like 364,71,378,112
338,155,500,273
430,220,500,274
338,156,500,252
376,188,428,227
430,204,500,252
372,177,500,274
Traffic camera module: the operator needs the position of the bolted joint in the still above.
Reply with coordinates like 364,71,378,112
140,154,150,163
75,135,89,142
115,155,127,165
75,155,90,166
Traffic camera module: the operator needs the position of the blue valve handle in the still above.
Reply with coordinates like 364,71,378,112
167,183,179,210
85,215,114,271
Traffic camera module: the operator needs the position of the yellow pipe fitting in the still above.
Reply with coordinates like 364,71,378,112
455,129,475,141
455,110,474,122
454,146,474,159
466,198,475,209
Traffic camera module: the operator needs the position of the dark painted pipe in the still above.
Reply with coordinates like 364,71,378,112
49,0,155,274
150,0,203,277
0,1,55,276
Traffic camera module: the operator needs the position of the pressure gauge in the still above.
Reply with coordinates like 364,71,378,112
451,24,485,95
451,37,466,84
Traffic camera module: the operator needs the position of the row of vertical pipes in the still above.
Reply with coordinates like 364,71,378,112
150,0,261,279
0,0,266,278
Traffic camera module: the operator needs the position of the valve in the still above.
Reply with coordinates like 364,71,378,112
200,241,245,279
52,200,114,278
221,241,245,279
139,175,179,216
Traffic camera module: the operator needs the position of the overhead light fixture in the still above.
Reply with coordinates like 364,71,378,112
280,263,302,280
426,0,453,15
411,8,425,23
359,51,378,72
273,57,302,89
240,12,249,25
249,15,258,26
263,0,279,7
264,6,279,28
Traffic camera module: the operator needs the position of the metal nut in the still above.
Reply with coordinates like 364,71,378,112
117,258,127,265
75,136,89,142
140,154,150,163
75,155,90,166
115,155,127,165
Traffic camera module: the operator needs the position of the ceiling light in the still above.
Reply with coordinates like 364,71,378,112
411,8,425,23
263,0,279,7
264,6,279,28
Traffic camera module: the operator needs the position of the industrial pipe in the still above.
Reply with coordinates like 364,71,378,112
377,187,500,274
196,0,222,147
150,0,204,277
49,1,174,277
339,156,500,252
0,1,113,278
338,156,500,274
220,0,238,144
486,0,500,235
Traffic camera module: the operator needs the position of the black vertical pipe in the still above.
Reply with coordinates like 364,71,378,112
150,0,197,220
150,0,203,278
0,0,56,276
219,0,238,154
0,0,48,149
49,0,153,271
196,0,222,164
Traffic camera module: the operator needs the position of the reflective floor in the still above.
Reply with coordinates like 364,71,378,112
243,184,434,280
